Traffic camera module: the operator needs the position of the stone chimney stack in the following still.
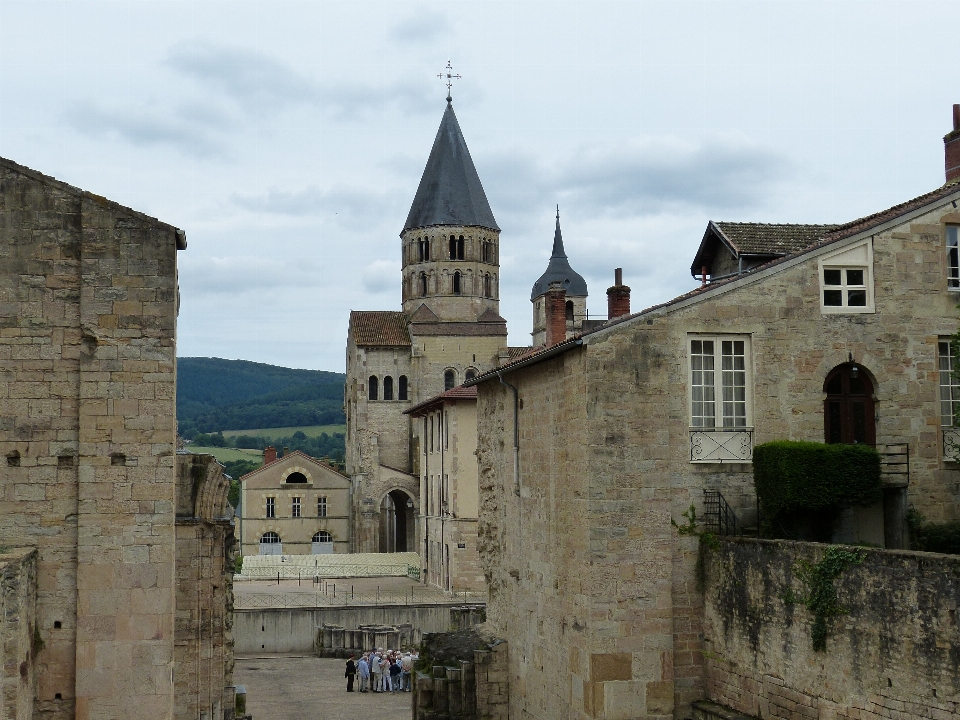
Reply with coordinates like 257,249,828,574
545,281,567,346
263,446,277,465
945,104,960,184
606,268,631,320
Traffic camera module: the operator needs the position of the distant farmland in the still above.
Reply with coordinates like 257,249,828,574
221,424,346,439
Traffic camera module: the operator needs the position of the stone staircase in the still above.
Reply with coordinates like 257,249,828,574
691,700,759,720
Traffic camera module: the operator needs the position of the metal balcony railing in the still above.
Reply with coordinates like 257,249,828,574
690,429,754,463
702,489,741,537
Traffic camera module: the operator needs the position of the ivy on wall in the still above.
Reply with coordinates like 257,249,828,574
754,441,882,540
783,545,866,651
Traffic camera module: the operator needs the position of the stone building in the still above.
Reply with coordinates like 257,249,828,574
0,157,235,719
405,385,485,594
238,447,351,556
465,109,960,719
344,96,511,554
343,97,594,561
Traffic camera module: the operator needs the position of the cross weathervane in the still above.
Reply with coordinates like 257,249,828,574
438,61,461,103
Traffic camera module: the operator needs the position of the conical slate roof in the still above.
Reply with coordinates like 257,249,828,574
403,103,499,232
531,215,588,300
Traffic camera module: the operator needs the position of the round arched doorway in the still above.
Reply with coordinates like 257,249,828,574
379,489,415,553
824,362,875,445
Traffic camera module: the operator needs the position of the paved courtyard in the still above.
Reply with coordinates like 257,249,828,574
235,655,412,719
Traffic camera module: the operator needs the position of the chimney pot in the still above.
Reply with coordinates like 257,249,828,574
263,446,277,465
606,270,631,320
945,104,960,183
544,281,568,347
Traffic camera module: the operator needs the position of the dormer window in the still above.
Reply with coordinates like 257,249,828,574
818,240,874,314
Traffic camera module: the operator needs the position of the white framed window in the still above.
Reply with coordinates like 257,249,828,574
818,240,874,313
689,336,751,429
947,226,959,290
939,340,960,426
292,496,301,518
317,496,327,517
265,497,275,519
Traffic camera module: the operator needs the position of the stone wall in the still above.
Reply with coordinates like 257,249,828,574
0,157,184,719
234,603,482,655
412,638,509,720
173,454,236,720
704,538,960,720
0,548,37,720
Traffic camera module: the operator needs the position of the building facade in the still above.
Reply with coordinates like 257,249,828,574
405,386,485,594
0,158,235,719
468,113,960,719
344,98,510,554
239,448,351,556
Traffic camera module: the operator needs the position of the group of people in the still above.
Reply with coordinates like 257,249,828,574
344,649,417,693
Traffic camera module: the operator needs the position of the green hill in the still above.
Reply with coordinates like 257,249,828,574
177,358,346,439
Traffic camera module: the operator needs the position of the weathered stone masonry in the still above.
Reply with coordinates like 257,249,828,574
704,538,960,720
0,157,233,719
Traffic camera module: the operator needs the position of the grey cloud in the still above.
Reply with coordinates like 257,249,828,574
559,136,790,215
230,185,403,222
166,42,322,115
389,8,452,43
484,134,790,230
66,99,230,158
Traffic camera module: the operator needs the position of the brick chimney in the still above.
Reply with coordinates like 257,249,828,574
263,446,277,465
606,268,631,320
945,104,960,184
545,281,567,346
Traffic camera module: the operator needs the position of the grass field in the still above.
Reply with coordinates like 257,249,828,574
220,424,346,439
185,446,264,464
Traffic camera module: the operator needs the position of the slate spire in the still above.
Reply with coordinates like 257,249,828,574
403,103,499,232
531,208,588,300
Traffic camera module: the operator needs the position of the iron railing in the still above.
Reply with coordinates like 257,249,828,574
702,489,741,537
239,563,414,580
690,429,754,463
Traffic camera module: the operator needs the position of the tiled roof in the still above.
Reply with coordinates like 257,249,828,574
237,449,348,481
403,104,500,232
713,222,839,256
478,181,960,382
507,346,532,359
349,311,411,347
404,384,478,416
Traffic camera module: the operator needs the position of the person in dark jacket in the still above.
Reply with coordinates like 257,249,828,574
345,655,357,692
389,657,402,692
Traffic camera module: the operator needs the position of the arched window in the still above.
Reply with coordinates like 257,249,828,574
312,530,333,554
368,376,379,400
424,239,430,261
444,369,456,391
449,235,457,260
484,274,492,297
465,369,476,382
398,375,408,401
420,273,428,296
481,241,487,263
285,472,308,483
418,239,424,262
259,531,282,555
457,235,464,259
383,376,394,400
824,363,875,446
565,300,574,322
453,271,462,295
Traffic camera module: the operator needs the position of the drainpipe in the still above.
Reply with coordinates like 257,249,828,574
497,371,521,496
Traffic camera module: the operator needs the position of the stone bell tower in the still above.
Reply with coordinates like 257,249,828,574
400,98,502,322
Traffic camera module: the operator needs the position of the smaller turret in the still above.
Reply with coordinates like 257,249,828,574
531,209,588,346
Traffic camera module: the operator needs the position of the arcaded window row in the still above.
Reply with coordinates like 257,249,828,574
368,375,409,401
406,234,497,265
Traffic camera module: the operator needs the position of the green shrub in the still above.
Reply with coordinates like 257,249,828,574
907,508,960,554
754,441,882,540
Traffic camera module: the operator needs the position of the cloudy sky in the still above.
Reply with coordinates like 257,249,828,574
1,1,955,372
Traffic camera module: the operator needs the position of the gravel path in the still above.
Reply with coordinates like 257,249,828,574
235,655,413,720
